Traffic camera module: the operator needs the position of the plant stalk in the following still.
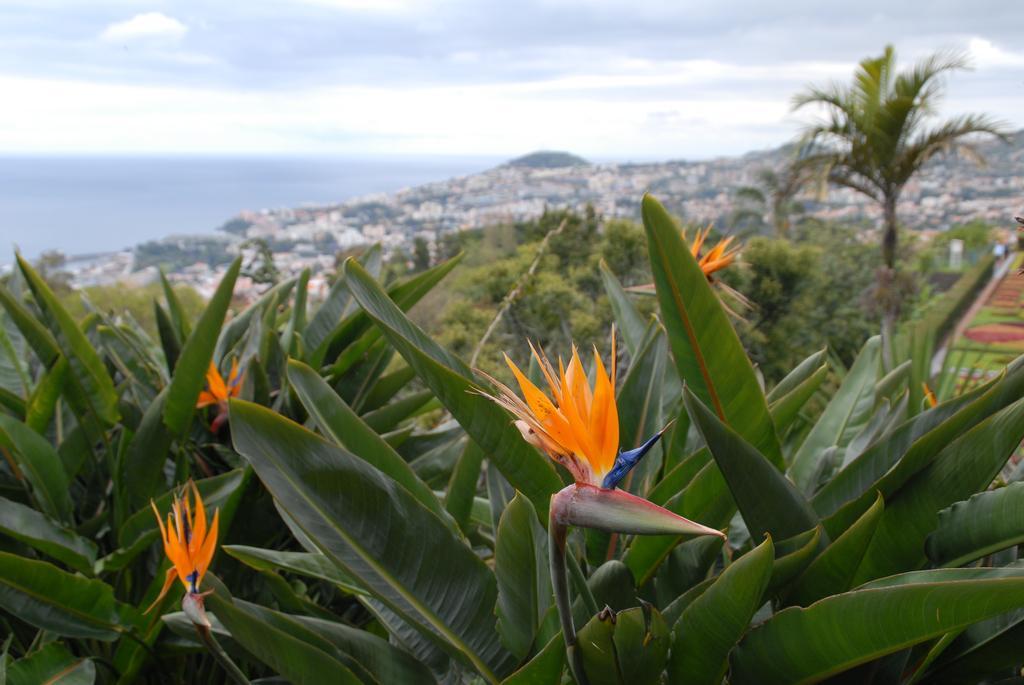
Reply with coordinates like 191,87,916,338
195,624,250,685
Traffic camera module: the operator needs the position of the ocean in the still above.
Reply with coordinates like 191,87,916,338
0,155,503,262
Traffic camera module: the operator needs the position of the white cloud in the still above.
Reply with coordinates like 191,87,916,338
968,37,1024,69
100,12,188,43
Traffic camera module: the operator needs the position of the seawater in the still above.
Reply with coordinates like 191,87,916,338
0,154,502,261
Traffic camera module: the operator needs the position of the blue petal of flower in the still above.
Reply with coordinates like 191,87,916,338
602,429,667,489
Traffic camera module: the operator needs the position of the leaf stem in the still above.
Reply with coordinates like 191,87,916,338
195,624,251,685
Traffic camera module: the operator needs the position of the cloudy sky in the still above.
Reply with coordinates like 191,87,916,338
1,0,1022,159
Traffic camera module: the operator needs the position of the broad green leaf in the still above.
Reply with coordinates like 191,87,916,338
163,257,240,434
646,448,709,506
0,496,97,574
305,277,355,364
342,258,562,518
159,268,191,340
852,397,1024,583
811,377,992,527
732,569,1024,684
223,545,365,596
598,259,647,356
260,606,437,685
501,633,564,685
624,460,732,586
926,482,1024,567
7,643,95,685
16,254,119,427
616,320,668,492
668,537,774,684
153,301,181,373
875,359,911,402
766,348,827,403
769,364,828,435
0,284,60,366
286,359,447,524
203,579,362,685
767,527,821,596
786,493,884,607
23,352,67,432
788,336,880,491
0,552,124,640
684,388,819,541
495,493,551,660
119,388,172,512
0,312,30,397
214,276,295,363
0,413,72,522
445,439,484,533
325,252,464,376
230,399,514,681
361,389,436,433
641,194,781,465
281,268,309,356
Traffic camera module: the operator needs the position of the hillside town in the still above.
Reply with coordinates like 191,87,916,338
38,132,1024,301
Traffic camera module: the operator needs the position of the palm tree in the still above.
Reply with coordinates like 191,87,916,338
793,45,1009,363
731,166,807,238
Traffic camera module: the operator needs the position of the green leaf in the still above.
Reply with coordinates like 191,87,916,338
766,348,827,403
286,359,448,525
769,364,828,435
616,320,669,491
732,568,1024,684
159,268,191,340
163,257,240,434
598,260,647,357
0,414,72,522
342,258,562,518
495,493,551,660
153,301,181,373
811,377,992,528
0,284,60,367
445,439,484,533
203,580,362,685
281,268,309,356
786,492,884,607
684,388,819,541
0,552,124,640
668,536,774,685
788,336,880,492
767,527,821,596
214,276,295,363
119,388,172,512
624,460,732,586
501,633,564,685
926,481,1024,568
641,194,781,465
0,497,97,574
305,277,356,365
256,605,437,685
165,255,241,432
852,397,1024,583
230,399,514,682
222,545,365,596
15,254,119,427
7,643,95,685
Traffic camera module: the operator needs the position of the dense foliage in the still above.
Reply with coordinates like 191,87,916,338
1,193,1022,685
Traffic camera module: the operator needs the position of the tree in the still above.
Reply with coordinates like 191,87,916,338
793,45,1009,364
239,238,280,286
412,236,432,273
731,167,808,238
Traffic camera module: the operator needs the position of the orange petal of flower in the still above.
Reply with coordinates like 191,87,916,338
189,482,206,561
144,567,180,615
195,391,219,408
205,361,228,401
195,508,219,583
589,348,618,474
